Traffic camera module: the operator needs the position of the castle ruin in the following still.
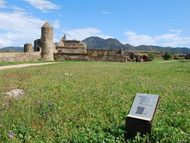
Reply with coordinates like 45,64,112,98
0,22,150,62
33,22,88,61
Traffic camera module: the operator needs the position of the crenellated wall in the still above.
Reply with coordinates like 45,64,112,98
0,52,41,62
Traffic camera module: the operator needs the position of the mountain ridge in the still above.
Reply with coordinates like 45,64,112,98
0,37,190,54
83,36,190,54
0,46,23,52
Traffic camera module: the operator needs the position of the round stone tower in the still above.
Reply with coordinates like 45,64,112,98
41,22,54,61
24,43,33,53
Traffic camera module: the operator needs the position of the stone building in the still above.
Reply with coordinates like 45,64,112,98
54,35,88,60
34,26,87,61
55,35,87,54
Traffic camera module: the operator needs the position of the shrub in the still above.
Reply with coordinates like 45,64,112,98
173,55,178,60
163,53,172,60
148,53,155,61
185,54,190,59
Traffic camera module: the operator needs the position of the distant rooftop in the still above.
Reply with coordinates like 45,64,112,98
65,40,81,44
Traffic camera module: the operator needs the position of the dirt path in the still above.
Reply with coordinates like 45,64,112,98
158,60,177,63
0,62,58,71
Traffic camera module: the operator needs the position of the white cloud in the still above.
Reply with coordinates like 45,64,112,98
125,31,190,47
100,11,111,15
169,29,182,34
0,0,6,8
0,9,44,48
24,0,59,11
10,6,26,12
52,20,60,29
64,28,111,40
0,8,61,48
0,35,12,47
125,31,155,46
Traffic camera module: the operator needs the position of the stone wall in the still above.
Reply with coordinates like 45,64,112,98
0,52,41,62
56,47,87,54
87,49,127,62
87,49,122,56
54,53,88,61
87,55,127,62
54,49,127,62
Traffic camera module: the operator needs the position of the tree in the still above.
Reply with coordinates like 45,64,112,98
163,52,172,60
147,53,155,61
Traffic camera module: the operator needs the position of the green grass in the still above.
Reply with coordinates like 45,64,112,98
0,61,189,142
0,61,49,66
0,61,25,66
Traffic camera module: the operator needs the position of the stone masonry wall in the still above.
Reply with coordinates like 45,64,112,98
0,52,41,62
56,48,87,54
54,50,127,62
87,55,127,62
87,49,127,62
54,53,88,61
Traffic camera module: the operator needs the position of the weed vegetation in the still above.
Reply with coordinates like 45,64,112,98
0,61,189,142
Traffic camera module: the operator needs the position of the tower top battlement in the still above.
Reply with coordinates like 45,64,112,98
42,22,52,28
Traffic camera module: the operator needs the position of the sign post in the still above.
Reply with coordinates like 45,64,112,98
125,93,160,140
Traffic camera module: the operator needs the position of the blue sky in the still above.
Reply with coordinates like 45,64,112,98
0,0,190,48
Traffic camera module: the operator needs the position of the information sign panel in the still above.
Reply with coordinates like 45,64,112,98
127,93,160,121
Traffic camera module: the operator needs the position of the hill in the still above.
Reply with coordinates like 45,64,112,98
83,36,125,50
0,47,23,52
1,37,190,54
83,37,190,54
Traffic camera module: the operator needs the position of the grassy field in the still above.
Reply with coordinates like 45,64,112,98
0,61,189,142
0,61,28,66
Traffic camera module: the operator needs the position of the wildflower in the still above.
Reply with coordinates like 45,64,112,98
64,73,72,76
8,131,15,139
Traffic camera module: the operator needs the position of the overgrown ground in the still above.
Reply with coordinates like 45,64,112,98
0,61,189,143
